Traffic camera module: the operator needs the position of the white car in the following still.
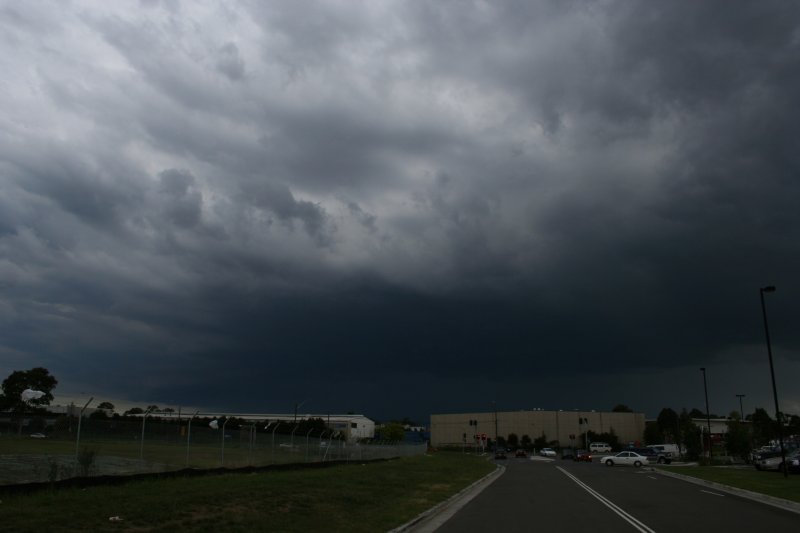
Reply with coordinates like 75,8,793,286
601,451,649,467
539,447,557,457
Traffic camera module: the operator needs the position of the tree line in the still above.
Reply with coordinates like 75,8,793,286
644,406,800,461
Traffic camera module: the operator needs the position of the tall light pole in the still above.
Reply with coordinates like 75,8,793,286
579,417,589,449
700,368,712,460
760,285,787,477
492,401,498,451
735,394,746,420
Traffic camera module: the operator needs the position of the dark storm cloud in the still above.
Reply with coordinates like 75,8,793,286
1,1,799,420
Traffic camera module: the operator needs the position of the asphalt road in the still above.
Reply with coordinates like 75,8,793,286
434,457,799,533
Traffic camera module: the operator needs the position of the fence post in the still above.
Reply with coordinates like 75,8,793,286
186,411,199,467
305,428,313,462
271,422,281,464
140,406,155,461
248,424,255,466
74,397,93,459
221,417,230,467
318,430,328,461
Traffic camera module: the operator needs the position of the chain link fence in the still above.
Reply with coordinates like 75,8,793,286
0,415,427,485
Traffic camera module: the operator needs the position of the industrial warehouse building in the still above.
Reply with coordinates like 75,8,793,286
431,410,645,448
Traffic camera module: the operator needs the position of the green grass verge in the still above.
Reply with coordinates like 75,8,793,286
0,451,495,533
658,466,800,503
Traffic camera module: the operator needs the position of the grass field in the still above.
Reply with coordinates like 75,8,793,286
0,451,495,533
659,466,800,502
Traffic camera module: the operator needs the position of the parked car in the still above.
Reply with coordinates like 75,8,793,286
29,433,46,439
515,449,528,458
574,449,592,462
590,442,612,453
751,446,779,464
754,450,783,471
789,451,800,474
495,450,507,460
631,447,671,464
601,451,649,467
539,447,557,457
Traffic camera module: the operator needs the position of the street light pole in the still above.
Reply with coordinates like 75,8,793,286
760,286,787,478
492,401,498,451
736,394,746,420
700,368,712,460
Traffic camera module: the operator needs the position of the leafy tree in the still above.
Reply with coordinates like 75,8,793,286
123,407,144,416
587,429,620,450
1,367,58,412
644,422,663,445
656,408,679,442
89,409,110,419
294,417,327,434
521,434,532,450
507,433,519,447
96,402,115,411
724,419,751,461
787,414,800,435
612,404,633,413
689,408,706,419
679,409,702,460
380,422,405,442
533,432,548,450
1,367,58,434
750,408,775,446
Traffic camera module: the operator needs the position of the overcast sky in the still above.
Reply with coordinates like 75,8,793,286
1,0,799,423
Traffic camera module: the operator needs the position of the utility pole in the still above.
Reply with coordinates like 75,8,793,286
760,286,787,477
492,401,498,451
736,394,746,420
700,368,712,460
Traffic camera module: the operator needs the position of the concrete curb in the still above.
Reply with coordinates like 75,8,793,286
655,468,800,515
388,463,506,533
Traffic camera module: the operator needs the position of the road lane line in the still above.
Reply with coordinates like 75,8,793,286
700,490,724,497
647,476,658,480
556,467,656,533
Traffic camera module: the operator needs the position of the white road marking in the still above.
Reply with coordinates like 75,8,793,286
557,467,657,533
647,476,658,480
700,490,724,497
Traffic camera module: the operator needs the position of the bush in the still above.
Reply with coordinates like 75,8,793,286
77,448,97,477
